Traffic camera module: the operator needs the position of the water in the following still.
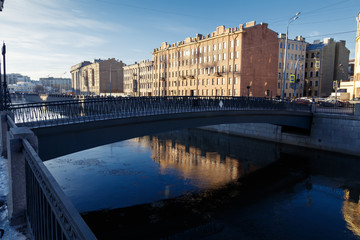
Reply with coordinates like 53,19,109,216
45,128,360,239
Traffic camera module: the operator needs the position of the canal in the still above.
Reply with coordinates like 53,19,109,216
45,128,360,239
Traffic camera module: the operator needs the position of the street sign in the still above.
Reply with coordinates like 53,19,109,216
333,80,338,89
315,61,320,69
290,75,295,83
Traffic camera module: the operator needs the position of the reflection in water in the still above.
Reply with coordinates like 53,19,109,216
343,189,360,237
46,129,280,213
46,128,360,240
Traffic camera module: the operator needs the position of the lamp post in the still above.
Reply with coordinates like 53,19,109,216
281,12,301,100
109,63,112,97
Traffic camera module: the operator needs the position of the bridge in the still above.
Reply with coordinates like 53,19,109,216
0,96,355,239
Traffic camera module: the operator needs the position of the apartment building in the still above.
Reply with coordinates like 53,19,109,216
7,73,31,84
355,13,360,83
277,35,307,98
152,21,278,98
70,58,124,95
123,60,153,96
39,77,71,92
304,38,349,98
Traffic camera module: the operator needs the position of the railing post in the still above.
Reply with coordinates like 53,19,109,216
354,103,360,116
6,127,38,226
0,111,13,157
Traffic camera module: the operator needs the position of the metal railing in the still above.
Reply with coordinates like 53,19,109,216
314,103,355,115
23,138,97,240
9,97,312,128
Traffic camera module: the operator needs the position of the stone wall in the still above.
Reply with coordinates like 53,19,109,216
201,113,360,156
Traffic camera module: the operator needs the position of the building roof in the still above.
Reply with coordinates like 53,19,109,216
306,43,325,51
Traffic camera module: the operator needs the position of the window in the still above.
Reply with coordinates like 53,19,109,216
310,62,313,68
229,65,232,72
315,90,318,96
280,42,283,48
235,77,238,84
218,54,221,61
236,51,239,58
218,43,221,50
223,53,226,60
229,78,232,84
236,40,239,46
278,72,281,79
230,52,233,59
278,82,280,89
214,44,216,51
223,42,226,49
315,71,319,77
231,40,234,48
214,55,216,61
310,71,313,77
235,64,238,72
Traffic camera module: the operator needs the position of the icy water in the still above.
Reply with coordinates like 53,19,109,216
45,128,360,239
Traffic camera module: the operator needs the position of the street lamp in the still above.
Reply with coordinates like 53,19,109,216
109,63,112,97
247,85,250,100
281,12,301,100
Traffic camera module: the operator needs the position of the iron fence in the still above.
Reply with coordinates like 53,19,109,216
24,138,97,240
314,103,355,115
10,97,312,128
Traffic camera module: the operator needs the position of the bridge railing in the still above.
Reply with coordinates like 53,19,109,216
9,97,312,128
4,114,97,239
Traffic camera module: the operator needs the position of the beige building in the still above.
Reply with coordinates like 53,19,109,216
339,13,360,100
304,38,349,98
123,60,153,96
354,13,360,94
70,58,124,95
278,35,307,98
152,21,278,98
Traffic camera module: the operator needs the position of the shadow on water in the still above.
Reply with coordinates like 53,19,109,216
81,128,336,239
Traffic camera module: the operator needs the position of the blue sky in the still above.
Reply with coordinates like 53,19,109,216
0,0,359,80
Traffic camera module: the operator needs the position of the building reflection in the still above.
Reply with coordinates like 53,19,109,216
343,188,360,237
132,128,280,190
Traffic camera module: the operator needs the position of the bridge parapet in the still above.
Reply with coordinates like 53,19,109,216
9,96,312,128
2,113,96,239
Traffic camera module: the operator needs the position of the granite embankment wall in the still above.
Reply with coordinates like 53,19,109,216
201,113,360,157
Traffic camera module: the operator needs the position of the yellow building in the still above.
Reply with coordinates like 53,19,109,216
70,58,124,95
354,13,360,89
152,21,278,98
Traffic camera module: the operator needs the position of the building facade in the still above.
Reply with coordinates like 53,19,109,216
277,35,307,98
304,38,350,98
70,58,124,95
152,22,278,98
39,77,72,93
355,13,360,84
123,60,153,96
7,73,30,84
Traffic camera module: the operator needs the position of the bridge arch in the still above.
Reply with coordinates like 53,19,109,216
32,110,312,160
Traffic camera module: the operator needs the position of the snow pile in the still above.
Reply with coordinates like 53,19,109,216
0,157,28,239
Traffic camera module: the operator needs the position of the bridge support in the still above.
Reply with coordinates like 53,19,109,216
0,111,13,157
6,127,38,226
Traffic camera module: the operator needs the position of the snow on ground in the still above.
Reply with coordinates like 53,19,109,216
0,157,28,240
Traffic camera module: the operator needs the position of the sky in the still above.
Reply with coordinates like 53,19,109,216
0,0,359,80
